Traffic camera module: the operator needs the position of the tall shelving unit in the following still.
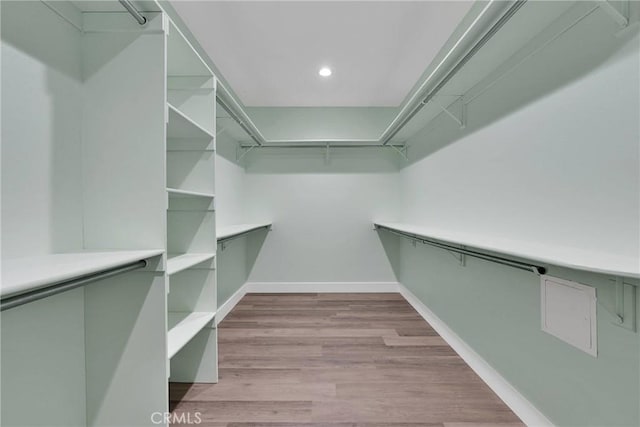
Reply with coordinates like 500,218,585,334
1,2,168,426
2,2,222,425
165,19,218,383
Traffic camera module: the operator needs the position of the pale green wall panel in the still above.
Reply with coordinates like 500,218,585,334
398,7,640,425
244,149,401,284
398,240,639,426
217,238,248,308
1,290,87,426
244,107,398,141
1,0,84,257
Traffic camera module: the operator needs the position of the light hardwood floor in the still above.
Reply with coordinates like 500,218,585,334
169,293,524,427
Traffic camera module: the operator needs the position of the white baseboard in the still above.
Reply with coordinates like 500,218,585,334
246,281,401,293
216,283,250,325
215,281,400,324
397,283,553,427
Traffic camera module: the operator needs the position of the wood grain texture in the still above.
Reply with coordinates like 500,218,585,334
170,293,524,426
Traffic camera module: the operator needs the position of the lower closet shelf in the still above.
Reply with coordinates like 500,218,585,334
167,311,216,358
167,253,215,275
1,250,164,299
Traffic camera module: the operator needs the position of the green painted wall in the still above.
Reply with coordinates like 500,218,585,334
398,241,639,426
244,107,398,141
396,3,640,425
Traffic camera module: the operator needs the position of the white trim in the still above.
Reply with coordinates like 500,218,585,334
215,281,400,325
397,283,554,427
215,283,250,325
245,281,401,293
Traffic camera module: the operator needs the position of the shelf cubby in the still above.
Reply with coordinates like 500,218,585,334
166,148,215,195
167,21,212,78
167,103,215,140
167,253,216,276
168,76,215,136
167,311,216,359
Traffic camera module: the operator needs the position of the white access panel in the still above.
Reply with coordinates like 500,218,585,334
541,275,597,357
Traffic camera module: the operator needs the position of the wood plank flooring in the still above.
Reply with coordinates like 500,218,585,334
170,293,524,427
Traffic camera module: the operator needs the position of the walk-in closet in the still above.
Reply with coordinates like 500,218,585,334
1,1,639,426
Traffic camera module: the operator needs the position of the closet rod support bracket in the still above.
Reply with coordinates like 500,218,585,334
237,144,257,162
436,96,466,129
388,144,409,161
607,276,637,331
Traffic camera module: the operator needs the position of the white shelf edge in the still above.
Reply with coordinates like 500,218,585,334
216,223,272,241
374,222,640,280
1,249,165,299
166,253,215,276
167,103,215,140
167,311,216,358
167,187,215,199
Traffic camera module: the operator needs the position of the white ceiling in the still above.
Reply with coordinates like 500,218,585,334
170,1,473,107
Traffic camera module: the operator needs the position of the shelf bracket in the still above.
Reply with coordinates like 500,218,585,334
602,277,637,331
436,96,466,129
446,248,466,266
325,143,330,164
237,144,257,162
219,241,227,252
388,144,409,161
597,0,629,28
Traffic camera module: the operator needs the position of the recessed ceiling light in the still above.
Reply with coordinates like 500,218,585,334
318,67,332,77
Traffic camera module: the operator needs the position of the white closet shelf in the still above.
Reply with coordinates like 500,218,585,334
1,250,164,299
167,311,216,358
217,223,272,241
374,222,640,279
167,188,215,199
167,253,215,276
167,103,214,140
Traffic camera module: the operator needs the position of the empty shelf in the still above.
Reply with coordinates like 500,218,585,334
217,223,272,242
374,222,640,279
167,311,216,358
1,250,164,299
167,21,212,78
167,104,214,140
167,188,214,199
167,253,215,275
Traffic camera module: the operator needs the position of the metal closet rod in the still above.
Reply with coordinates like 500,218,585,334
241,143,403,149
217,225,271,246
0,260,148,312
375,225,546,275
119,0,147,25
382,0,527,145
217,96,264,146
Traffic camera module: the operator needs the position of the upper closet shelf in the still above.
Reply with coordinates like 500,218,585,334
217,223,272,242
374,222,640,279
167,253,215,276
1,250,164,299
167,104,214,140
